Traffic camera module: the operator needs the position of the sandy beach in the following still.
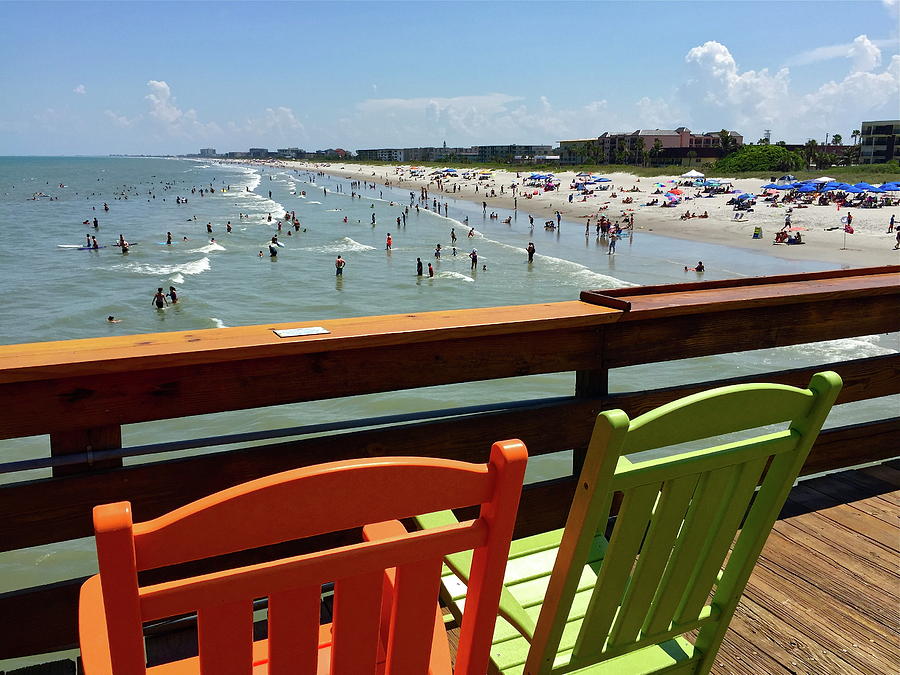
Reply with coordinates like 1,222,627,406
284,161,900,268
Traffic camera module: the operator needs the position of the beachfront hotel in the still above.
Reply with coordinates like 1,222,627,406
859,119,899,164
559,128,744,166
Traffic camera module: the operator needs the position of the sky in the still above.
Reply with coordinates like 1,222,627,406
1,0,898,155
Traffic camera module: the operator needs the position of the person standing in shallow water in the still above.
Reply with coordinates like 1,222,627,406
167,286,178,303
526,242,536,263
335,256,346,276
152,288,168,309
416,257,423,276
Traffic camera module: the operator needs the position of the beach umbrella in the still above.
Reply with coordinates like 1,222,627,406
839,186,864,193
595,177,612,182
737,193,754,200
877,183,900,191
812,176,836,183
576,172,592,177
853,182,877,190
668,188,682,195
797,185,817,193
774,183,795,189
761,183,780,189
681,169,705,178
866,187,885,193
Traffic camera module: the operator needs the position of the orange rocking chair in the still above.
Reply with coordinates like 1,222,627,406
79,441,527,674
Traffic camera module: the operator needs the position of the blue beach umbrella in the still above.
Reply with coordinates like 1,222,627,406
878,183,900,191
774,183,796,189
842,186,864,193
797,185,817,193
595,177,612,182
737,193,754,200
853,182,876,190
761,183,779,189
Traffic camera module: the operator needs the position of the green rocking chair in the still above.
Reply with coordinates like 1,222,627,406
417,371,842,674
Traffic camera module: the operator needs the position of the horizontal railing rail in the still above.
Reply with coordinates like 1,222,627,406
0,266,897,661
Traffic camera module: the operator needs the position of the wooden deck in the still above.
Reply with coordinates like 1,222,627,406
444,462,900,675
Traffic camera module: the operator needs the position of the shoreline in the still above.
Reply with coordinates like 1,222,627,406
274,160,899,269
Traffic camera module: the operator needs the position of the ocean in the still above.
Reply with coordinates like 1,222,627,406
0,157,896,662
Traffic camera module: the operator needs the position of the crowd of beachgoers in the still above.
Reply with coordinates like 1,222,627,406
223,160,899,268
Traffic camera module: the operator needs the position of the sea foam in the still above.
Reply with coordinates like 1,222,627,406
300,237,376,254
113,257,211,276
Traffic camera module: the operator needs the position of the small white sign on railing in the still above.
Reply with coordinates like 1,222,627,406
272,326,330,338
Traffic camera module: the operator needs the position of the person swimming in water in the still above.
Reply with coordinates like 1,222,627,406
106,315,121,323
152,287,168,309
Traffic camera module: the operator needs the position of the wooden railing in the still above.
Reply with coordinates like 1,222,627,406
0,266,898,661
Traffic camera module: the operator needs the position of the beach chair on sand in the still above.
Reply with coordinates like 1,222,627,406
416,372,841,675
78,441,528,675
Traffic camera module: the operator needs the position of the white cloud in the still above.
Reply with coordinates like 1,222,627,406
73,84,86,95
847,35,882,72
143,80,220,137
788,37,896,67
678,38,900,141
104,110,135,128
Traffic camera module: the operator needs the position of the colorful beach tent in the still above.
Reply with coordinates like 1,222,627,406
681,169,705,178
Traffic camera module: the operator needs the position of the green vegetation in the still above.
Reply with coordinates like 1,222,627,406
328,157,899,181
713,145,805,173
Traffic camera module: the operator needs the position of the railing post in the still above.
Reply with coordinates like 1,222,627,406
573,328,608,475
49,425,122,476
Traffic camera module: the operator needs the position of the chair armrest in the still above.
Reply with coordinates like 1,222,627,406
414,511,536,640
79,575,115,675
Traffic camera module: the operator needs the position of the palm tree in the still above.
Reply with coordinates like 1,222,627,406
687,150,697,166
851,129,860,146
757,137,770,145
832,133,843,146
631,137,645,165
803,139,818,167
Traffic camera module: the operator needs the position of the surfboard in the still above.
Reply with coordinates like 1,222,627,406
75,246,107,250
57,244,82,248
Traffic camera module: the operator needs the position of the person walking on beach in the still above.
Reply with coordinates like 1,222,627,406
526,242,536,263
335,256,346,275
416,257,423,276
450,228,457,245
482,201,487,215
469,248,478,270
608,232,618,255
152,287,169,309
556,211,561,227
888,214,895,233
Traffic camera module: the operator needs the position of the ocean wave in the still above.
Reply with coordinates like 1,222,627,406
533,253,637,289
299,237,376,254
188,242,226,253
112,257,211,276
210,317,227,329
169,273,185,284
438,271,474,283
307,200,322,204
783,335,897,361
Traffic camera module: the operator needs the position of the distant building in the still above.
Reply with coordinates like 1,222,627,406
474,144,553,162
859,120,899,164
199,148,217,157
248,148,269,158
559,128,743,166
356,144,552,164
357,148,405,162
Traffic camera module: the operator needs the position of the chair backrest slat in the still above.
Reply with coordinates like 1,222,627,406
640,466,736,636
572,481,660,663
330,570,385,673
267,586,321,675
522,372,841,675
197,600,253,675
384,558,445,675
607,473,700,648
674,456,767,625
